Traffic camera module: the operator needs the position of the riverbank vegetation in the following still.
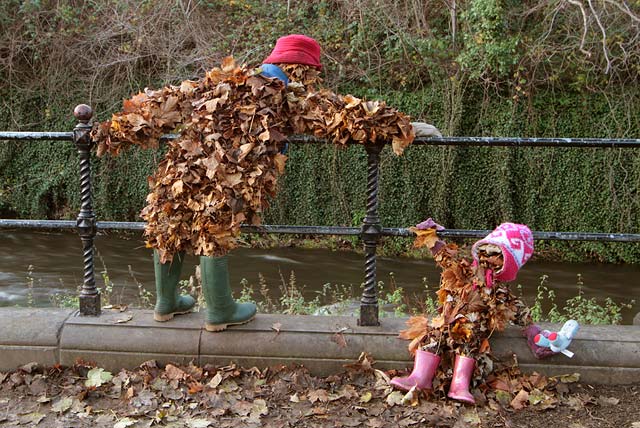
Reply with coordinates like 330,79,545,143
42,259,634,325
1,0,640,263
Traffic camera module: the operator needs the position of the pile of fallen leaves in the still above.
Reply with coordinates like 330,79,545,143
1,355,635,428
400,229,531,389
91,58,414,263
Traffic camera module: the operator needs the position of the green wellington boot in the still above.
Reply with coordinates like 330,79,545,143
200,255,257,332
153,251,196,322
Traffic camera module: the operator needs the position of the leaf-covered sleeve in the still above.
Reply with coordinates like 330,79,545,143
91,80,199,157
286,88,415,155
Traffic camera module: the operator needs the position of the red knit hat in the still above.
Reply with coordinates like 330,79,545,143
263,34,322,70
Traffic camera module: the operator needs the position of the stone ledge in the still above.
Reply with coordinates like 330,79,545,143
0,307,638,385
0,308,73,368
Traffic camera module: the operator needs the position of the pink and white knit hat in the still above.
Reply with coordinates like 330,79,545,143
471,223,534,282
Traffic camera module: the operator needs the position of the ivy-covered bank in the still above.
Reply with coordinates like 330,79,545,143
1,0,639,262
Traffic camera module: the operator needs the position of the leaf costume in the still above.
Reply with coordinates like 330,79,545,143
92,58,414,263
90,34,419,331
393,222,535,403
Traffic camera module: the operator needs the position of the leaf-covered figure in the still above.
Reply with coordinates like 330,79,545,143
391,221,537,404
92,57,413,263
91,35,428,331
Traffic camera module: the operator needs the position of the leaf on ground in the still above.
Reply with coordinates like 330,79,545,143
597,396,620,406
528,389,557,409
360,391,373,403
113,417,137,428
85,368,113,388
386,391,405,407
457,409,481,427
565,396,584,410
131,390,156,408
271,322,282,333
51,396,73,413
557,373,580,383
151,377,168,391
352,352,374,371
510,389,529,410
495,390,511,407
104,304,128,312
165,364,188,381
339,384,358,400
250,398,269,419
366,418,385,428
401,385,419,406
28,376,47,396
207,372,223,389
186,419,211,428
19,362,39,373
555,382,569,394
162,384,184,401
308,389,329,403
341,417,365,427
373,369,391,391
220,379,239,393
114,313,134,324
231,400,253,417
19,412,46,425
188,381,204,394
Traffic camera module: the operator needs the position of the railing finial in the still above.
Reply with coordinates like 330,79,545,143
73,104,93,124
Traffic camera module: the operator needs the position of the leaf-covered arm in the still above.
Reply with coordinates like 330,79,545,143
91,80,199,157
286,88,415,155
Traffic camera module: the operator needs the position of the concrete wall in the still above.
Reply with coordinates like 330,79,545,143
1,307,638,384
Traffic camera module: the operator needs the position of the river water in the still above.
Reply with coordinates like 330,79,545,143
1,230,638,324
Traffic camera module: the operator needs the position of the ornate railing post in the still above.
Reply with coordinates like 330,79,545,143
73,104,100,316
359,142,384,326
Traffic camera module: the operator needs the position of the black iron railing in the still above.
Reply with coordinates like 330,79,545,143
1,104,640,325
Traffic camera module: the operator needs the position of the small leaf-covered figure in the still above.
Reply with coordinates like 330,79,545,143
91,34,440,332
391,220,536,404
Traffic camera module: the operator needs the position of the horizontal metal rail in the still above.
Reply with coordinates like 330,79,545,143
2,219,639,242
2,131,640,148
0,132,74,141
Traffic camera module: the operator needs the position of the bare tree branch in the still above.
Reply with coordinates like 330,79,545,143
566,0,592,58
603,0,640,23
586,0,612,73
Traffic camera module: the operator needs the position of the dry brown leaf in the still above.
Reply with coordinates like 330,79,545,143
410,227,440,250
510,389,529,409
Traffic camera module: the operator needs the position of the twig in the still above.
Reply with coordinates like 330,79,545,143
586,0,612,74
585,406,608,423
603,0,640,23
566,0,592,58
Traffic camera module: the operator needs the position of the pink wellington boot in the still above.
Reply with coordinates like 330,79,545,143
447,354,476,404
390,349,441,391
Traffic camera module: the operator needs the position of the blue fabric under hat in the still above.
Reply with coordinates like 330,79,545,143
260,64,289,86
